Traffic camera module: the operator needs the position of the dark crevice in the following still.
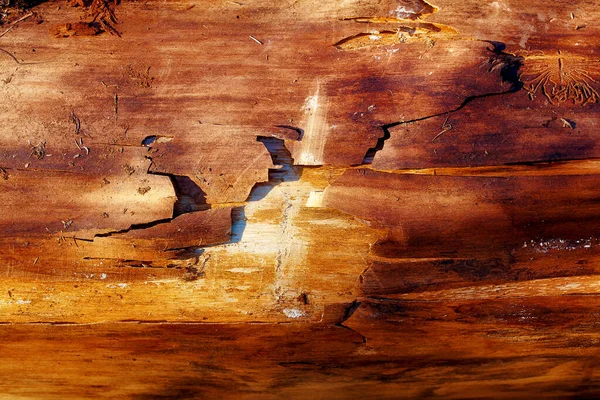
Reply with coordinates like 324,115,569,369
363,90,515,163
92,152,209,240
339,300,362,323
92,178,208,239
245,136,301,203
335,323,367,344
94,217,174,238
257,136,302,184
383,88,518,130
152,173,210,218
82,254,205,267
362,40,524,165
146,155,208,218
324,301,366,344
141,135,158,146
230,136,302,243
362,127,391,164
73,237,94,243
273,125,304,141
141,135,173,147
83,257,172,267
334,301,367,344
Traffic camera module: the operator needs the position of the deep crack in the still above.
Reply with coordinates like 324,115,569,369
362,40,524,164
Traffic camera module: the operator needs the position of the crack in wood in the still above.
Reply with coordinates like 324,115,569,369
360,41,523,165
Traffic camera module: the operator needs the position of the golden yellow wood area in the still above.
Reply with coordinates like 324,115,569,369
1,0,600,398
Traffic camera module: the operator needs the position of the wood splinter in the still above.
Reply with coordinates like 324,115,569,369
431,115,453,142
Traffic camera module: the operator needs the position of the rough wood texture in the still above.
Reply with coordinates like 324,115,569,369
2,0,600,398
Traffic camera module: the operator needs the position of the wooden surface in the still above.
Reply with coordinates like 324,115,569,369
2,0,600,398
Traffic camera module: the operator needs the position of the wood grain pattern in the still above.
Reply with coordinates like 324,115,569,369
1,0,600,398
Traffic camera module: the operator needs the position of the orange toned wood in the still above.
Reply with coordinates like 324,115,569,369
1,0,600,398
325,170,600,255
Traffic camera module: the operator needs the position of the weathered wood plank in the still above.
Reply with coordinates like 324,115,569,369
1,0,600,398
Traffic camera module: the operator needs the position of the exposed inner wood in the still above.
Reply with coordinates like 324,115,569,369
1,0,600,397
